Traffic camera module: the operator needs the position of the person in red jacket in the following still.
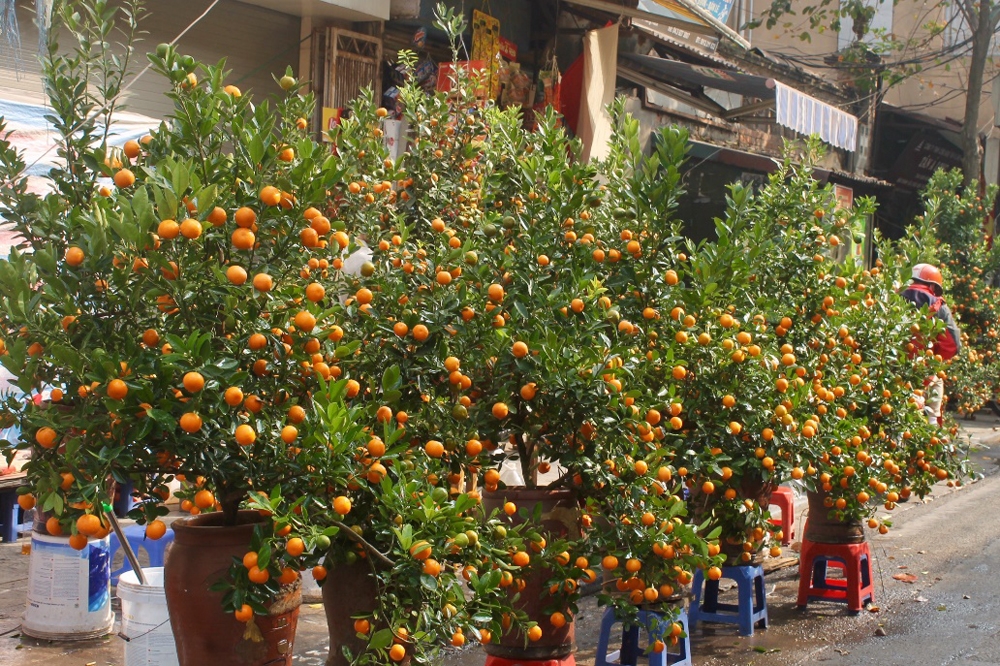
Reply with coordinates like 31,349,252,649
901,263,961,423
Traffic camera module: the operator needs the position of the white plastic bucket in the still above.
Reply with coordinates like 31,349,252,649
23,531,114,640
117,567,178,666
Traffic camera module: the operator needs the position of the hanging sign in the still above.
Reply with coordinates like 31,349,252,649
471,10,501,99
321,107,343,142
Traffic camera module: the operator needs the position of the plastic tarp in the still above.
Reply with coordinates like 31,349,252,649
0,98,158,197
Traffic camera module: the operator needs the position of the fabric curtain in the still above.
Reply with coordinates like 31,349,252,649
578,23,619,162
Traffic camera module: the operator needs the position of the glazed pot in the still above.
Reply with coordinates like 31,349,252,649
164,510,301,666
804,490,865,544
483,487,580,661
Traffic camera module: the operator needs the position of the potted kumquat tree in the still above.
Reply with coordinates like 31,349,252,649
648,146,967,556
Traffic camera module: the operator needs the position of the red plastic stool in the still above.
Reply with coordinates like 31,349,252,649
767,486,795,546
485,656,576,666
796,536,874,613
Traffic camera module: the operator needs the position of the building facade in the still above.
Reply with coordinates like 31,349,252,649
1,0,891,248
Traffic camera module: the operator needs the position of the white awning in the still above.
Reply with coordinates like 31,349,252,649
774,82,857,152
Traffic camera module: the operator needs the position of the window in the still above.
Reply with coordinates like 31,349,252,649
837,0,895,50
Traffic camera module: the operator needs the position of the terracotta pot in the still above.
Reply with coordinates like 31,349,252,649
321,560,403,666
164,510,301,666
692,474,775,566
804,490,865,544
483,487,580,660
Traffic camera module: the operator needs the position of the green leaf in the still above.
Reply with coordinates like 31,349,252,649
257,541,272,570
196,183,218,212
33,249,57,276
369,628,394,651
334,341,361,359
131,187,155,229
152,186,178,221
248,135,265,165
394,523,413,549
382,365,401,391
171,159,190,197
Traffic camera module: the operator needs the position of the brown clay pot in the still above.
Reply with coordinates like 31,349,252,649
692,474,775,566
483,487,580,660
164,510,301,666
321,560,397,666
804,490,865,544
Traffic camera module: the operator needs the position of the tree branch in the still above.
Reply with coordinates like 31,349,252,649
331,519,396,567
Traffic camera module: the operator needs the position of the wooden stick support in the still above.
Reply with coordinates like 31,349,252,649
105,507,147,585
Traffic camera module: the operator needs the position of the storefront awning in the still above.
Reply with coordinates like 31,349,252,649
619,53,859,152
563,0,751,49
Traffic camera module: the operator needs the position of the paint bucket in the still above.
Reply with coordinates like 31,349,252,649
22,531,114,640
117,567,178,666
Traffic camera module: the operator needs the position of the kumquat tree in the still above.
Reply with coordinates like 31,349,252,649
913,169,1000,416
632,141,969,552
0,2,528,663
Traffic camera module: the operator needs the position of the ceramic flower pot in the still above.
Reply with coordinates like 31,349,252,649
164,510,301,666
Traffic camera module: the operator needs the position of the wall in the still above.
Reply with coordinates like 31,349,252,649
742,0,839,76
0,0,301,120
881,0,997,126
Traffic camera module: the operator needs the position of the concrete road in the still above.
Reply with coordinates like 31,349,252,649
786,453,1000,665
1,410,999,665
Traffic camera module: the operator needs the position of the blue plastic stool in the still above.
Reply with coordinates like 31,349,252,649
689,565,768,637
0,490,31,542
113,479,136,517
109,522,173,585
595,606,692,666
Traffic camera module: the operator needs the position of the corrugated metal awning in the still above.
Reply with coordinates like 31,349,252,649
619,53,859,152
622,53,774,96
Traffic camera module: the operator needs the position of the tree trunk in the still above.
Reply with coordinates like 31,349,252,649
961,0,995,186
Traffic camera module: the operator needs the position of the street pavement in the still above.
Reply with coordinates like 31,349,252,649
1,410,1000,665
